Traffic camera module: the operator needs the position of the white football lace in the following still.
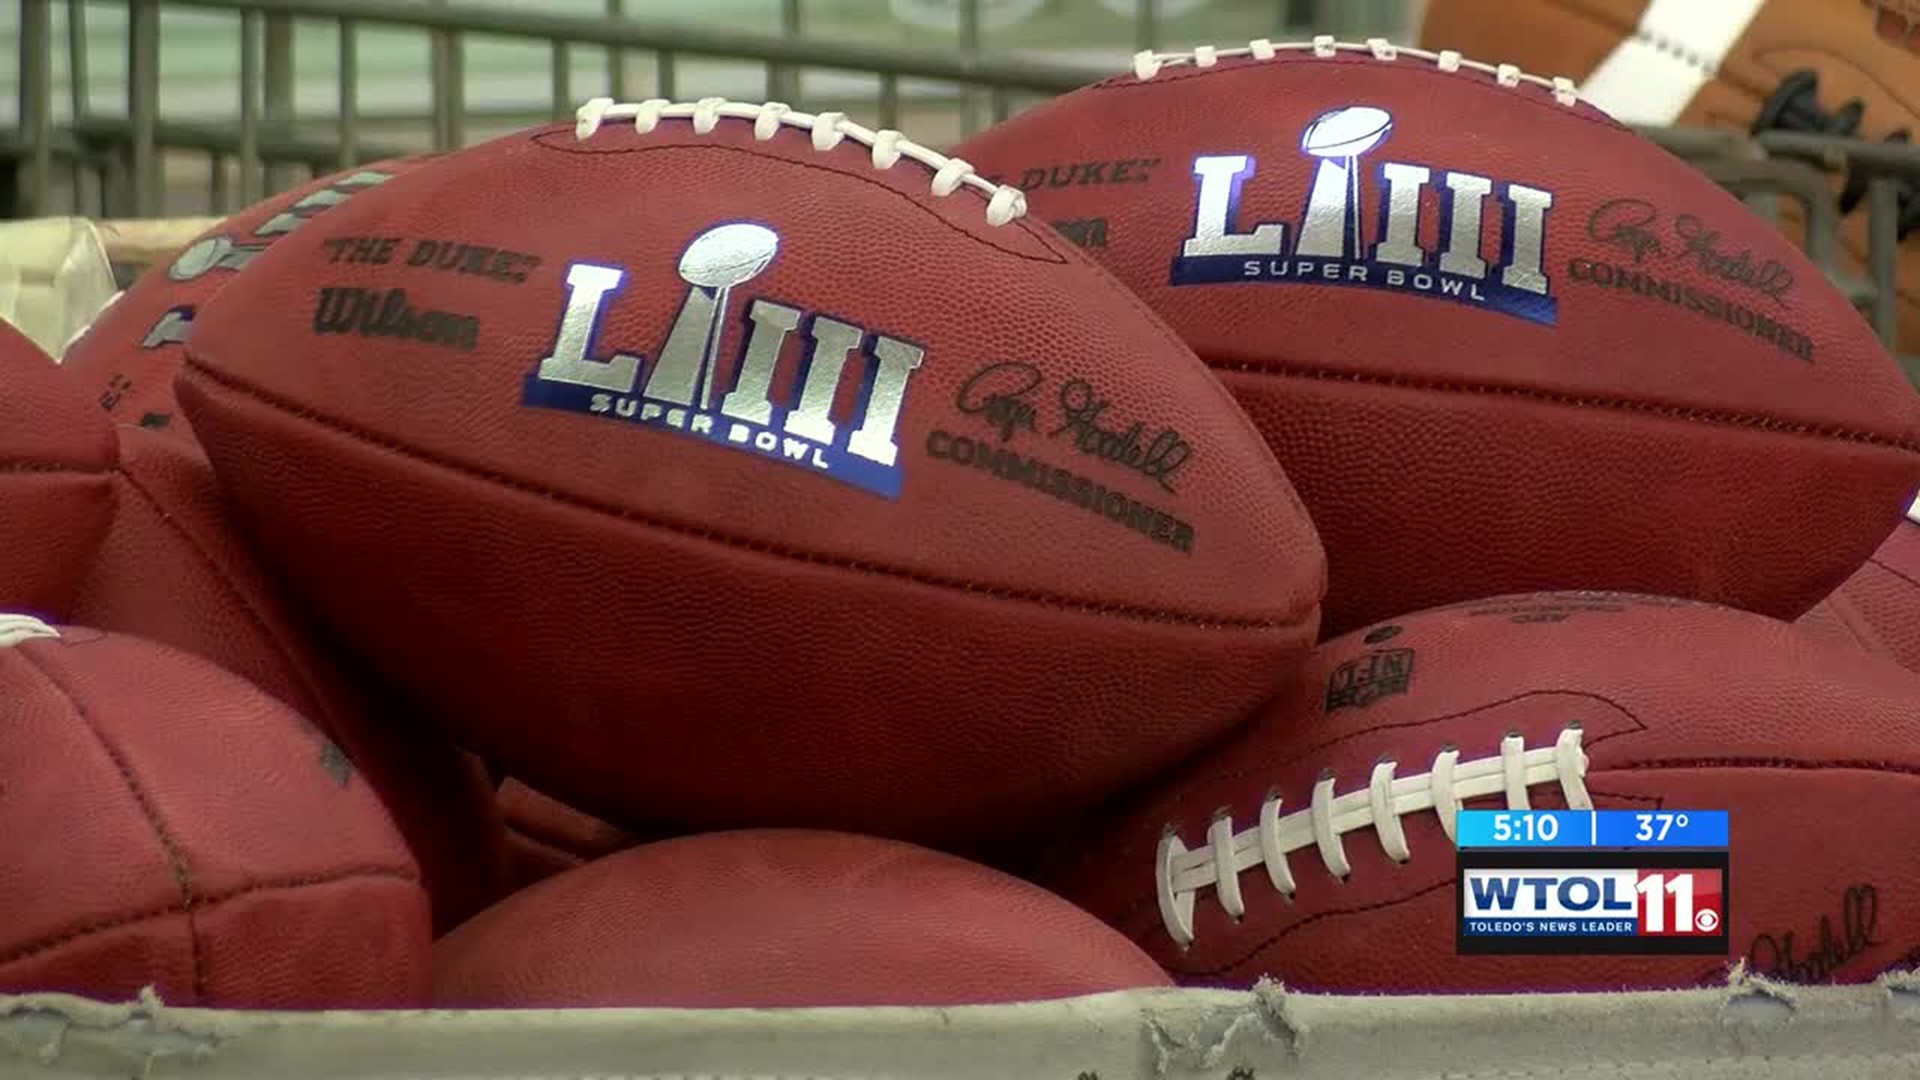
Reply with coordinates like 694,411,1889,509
1630,28,1718,76
1156,724,1591,947
1130,37,1582,107
573,96,1029,227
0,613,60,649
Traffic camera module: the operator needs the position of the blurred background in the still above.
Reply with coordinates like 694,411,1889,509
0,0,1416,216
0,0,1914,379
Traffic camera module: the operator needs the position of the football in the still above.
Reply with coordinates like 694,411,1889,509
433,828,1173,1007
175,98,1327,844
0,320,116,615
1797,495,1920,669
1049,591,1920,991
1418,0,1920,357
0,614,430,1006
953,39,1920,638
62,156,437,443
65,425,508,931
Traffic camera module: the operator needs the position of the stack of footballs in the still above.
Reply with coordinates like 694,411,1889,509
6,38,1920,1010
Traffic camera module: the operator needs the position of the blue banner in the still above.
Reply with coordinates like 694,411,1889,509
1595,810,1728,848
1457,810,1728,849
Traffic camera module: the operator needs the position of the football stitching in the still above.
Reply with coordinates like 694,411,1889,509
1124,37,1584,106
573,97,1030,227
1186,763,1917,979
531,136,1067,266
1172,793,1673,981
1627,28,1720,77
1143,752,1920,976
1151,725,1594,948
179,360,1312,632
1536,1,1721,78
1088,45,1629,137
0,867,422,980
1092,690,1649,927
1212,362,1920,451
541,123,1319,556
16,645,208,1001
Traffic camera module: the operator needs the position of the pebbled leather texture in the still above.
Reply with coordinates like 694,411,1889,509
1055,591,1920,992
176,113,1326,845
65,425,509,932
0,321,116,617
1797,512,1920,670
433,828,1172,1007
63,155,442,445
955,45,1920,638
0,623,431,1006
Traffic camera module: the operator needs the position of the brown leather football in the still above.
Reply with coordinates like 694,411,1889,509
176,99,1326,845
1052,591,1920,991
0,615,430,1006
434,829,1172,1008
954,39,1920,638
66,425,509,932
63,156,439,444
0,320,115,615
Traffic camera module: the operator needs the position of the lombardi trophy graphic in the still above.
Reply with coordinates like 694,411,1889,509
1297,105,1393,258
671,222,781,410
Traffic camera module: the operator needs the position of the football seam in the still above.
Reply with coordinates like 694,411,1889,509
1815,592,1885,655
0,459,112,476
18,645,211,1001
0,865,422,973
180,359,1314,632
1867,550,1920,590
1090,51,1624,129
94,454,492,934
1210,361,1920,450
105,445,338,724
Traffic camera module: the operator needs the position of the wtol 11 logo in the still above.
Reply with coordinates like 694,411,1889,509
1171,105,1558,326
523,221,924,499
1455,810,1731,956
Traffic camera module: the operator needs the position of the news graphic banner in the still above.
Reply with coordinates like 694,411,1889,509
1455,810,1730,956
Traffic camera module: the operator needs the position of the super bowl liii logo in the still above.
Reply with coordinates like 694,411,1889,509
1172,105,1558,325
523,222,924,499
140,168,401,349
